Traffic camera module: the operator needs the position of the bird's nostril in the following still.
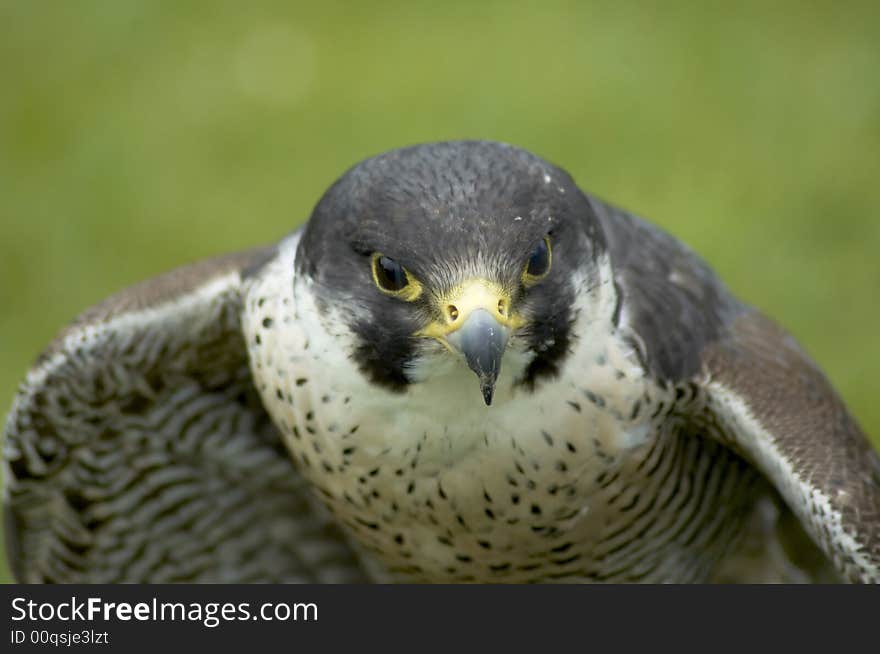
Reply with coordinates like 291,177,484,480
447,305,459,322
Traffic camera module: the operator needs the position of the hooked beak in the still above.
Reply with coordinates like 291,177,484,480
446,309,510,405
415,279,522,406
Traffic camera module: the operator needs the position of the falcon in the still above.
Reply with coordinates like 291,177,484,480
4,141,879,583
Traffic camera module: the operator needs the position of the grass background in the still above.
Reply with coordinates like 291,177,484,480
1,1,878,583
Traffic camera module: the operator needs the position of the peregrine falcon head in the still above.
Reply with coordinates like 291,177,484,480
295,141,607,404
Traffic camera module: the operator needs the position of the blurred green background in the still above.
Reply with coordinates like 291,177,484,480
1,1,878,583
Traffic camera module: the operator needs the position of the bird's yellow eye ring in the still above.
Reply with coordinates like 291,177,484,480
522,236,552,285
371,253,423,301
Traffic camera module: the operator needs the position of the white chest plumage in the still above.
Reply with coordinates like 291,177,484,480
243,234,756,582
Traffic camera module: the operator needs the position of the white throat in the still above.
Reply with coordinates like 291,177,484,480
243,235,661,581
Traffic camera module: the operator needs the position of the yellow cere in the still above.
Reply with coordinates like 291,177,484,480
416,279,526,342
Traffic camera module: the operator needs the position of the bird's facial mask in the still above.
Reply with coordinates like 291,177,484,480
415,280,525,406
366,237,554,405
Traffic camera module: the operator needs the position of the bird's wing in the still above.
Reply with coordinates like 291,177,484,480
3,240,368,582
698,310,880,582
591,197,880,583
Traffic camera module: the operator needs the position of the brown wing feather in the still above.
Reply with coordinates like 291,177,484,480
3,244,368,582
702,310,880,583
593,196,879,582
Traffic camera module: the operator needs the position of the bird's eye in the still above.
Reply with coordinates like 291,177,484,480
522,236,552,284
371,253,423,300
374,255,408,291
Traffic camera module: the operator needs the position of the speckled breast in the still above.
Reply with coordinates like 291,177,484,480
243,237,764,582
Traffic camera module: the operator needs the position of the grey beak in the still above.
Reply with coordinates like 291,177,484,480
446,309,510,405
